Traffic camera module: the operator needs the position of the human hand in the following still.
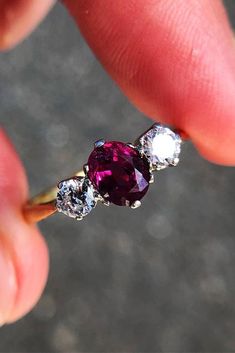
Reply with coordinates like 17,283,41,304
0,0,235,324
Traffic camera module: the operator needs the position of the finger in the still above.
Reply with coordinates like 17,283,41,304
64,0,235,165
0,129,49,324
0,0,55,50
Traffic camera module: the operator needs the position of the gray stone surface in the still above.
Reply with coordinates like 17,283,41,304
0,1,235,352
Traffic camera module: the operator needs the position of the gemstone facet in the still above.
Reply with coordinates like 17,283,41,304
56,176,98,219
87,141,151,206
137,123,182,169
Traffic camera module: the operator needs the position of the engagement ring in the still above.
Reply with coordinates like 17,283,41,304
24,123,183,223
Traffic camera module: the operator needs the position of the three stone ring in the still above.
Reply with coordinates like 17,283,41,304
24,123,183,223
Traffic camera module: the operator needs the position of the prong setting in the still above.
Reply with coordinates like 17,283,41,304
170,157,179,167
100,193,110,206
126,143,135,149
83,163,89,175
76,215,83,221
94,139,105,148
56,177,98,219
55,123,183,221
149,173,154,184
130,200,141,209
102,199,110,206
136,123,182,169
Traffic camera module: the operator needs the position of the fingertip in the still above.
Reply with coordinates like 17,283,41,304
0,0,55,51
64,0,235,165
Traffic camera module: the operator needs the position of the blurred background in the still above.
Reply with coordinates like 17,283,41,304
0,1,235,352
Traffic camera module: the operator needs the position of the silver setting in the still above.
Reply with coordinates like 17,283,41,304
100,192,110,206
149,173,154,184
130,200,142,209
94,139,105,148
102,199,110,207
83,163,89,175
76,215,83,221
126,143,136,149
55,122,184,220
56,176,99,220
92,192,110,206
136,123,182,170
168,157,180,167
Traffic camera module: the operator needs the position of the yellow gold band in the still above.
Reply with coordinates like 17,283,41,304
24,170,84,223
23,123,184,223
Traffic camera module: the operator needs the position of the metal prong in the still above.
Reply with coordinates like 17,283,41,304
135,144,145,158
149,173,154,184
76,215,83,221
173,157,179,166
99,193,110,206
126,143,135,149
94,139,105,148
102,199,110,206
102,194,110,206
57,181,63,189
168,158,179,167
157,165,166,171
83,164,89,174
130,200,141,209
96,194,104,201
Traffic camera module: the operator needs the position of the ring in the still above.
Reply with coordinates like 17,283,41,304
24,123,183,223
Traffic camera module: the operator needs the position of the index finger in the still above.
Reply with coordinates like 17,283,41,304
64,0,235,165
1,1,235,164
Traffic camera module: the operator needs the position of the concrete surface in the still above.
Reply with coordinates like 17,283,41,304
0,1,235,352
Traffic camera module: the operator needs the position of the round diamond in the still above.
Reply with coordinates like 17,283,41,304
137,123,182,169
56,177,97,219
87,141,151,206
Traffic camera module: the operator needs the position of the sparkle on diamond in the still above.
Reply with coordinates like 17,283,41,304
138,123,182,169
56,177,97,219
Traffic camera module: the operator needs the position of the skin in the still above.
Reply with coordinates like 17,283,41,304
0,0,234,324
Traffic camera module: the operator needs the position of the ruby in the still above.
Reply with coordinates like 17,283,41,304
88,141,150,206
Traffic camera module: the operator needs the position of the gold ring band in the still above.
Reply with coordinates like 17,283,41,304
23,123,184,223
24,170,84,223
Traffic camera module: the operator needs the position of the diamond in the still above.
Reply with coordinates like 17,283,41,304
137,123,182,169
87,141,151,206
56,177,98,219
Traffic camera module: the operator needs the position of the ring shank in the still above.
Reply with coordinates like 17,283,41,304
24,170,84,223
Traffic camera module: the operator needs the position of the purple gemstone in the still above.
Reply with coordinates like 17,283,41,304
88,141,150,206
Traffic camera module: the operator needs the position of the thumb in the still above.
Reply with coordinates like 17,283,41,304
0,130,49,324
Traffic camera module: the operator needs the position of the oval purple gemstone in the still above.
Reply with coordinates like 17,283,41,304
87,141,150,206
